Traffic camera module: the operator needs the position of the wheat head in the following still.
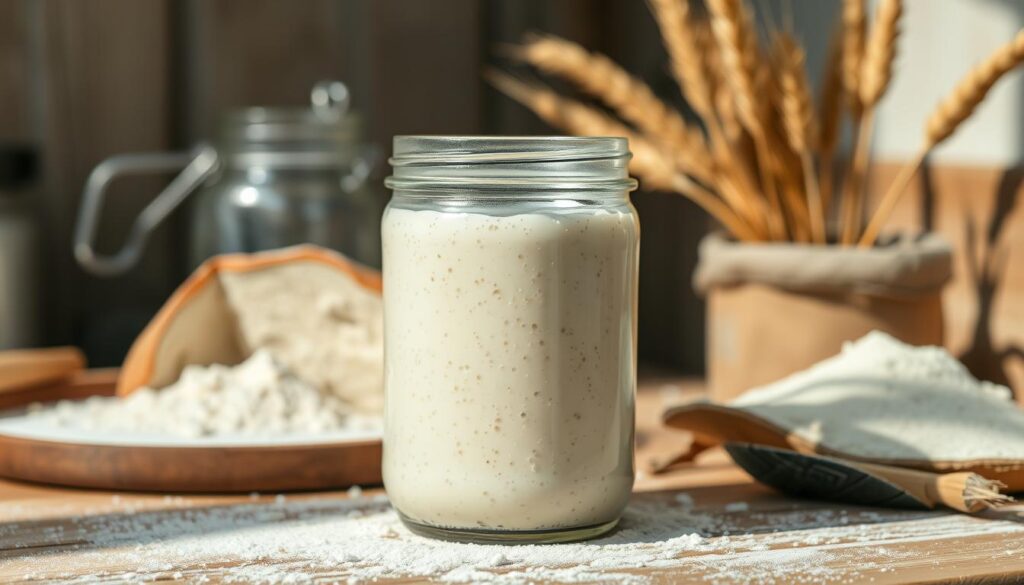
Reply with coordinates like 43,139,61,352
649,0,714,119
516,35,713,180
859,0,903,108
699,25,745,142
486,71,759,240
707,0,763,135
775,34,817,154
818,27,845,160
860,28,1024,247
841,0,867,113
926,28,1024,146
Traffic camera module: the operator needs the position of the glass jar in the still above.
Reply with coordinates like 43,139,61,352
74,81,382,276
186,104,381,269
382,136,639,543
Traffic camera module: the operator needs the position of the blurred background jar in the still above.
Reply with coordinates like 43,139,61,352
75,80,382,277
0,145,39,349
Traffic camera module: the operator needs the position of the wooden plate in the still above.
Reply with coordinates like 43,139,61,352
0,370,382,493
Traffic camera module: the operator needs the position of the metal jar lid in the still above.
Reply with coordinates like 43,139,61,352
385,136,638,193
221,81,363,168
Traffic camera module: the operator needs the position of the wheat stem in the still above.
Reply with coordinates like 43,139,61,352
857,149,923,248
818,24,845,219
841,0,867,115
515,35,715,182
799,154,826,244
707,0,789,240
840,111,875,244
860,29,1024,247
672,175,762,241
776,32,825,243
839,0,901,245
669,11,771,236
486,70,761,241
649,0,714,120
648,0,759,209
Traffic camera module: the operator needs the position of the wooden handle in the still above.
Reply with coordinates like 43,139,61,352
0,347,86,394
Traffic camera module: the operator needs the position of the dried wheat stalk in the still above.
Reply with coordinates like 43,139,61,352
836,0,868,243
492,1,1022,252
484,71,761,241
757,38,814,243
649,0,714,120
818,26,845,221
513,34,770,234
707,0,763,135
761,42,810,242
707,34,745,143
860,28,1024,247
859,0,902,107
649,0,771,237
840,0,902,245
840,0,867,114
925,30,1024,144
776,33,826,244
700,23,762,199
707,0,789,240
515,36,715,183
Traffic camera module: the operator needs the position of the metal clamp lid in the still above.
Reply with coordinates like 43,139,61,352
311,80,351,122
73,145,219,276
73,80,372,276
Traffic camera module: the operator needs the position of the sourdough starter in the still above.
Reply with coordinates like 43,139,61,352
382,206,638,531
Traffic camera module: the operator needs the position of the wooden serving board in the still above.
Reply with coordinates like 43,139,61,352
0,369,382,492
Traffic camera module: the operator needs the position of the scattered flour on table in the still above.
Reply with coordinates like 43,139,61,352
731,331,1024,461
5,493,1023,585
724,501,750,513
25,351,380,438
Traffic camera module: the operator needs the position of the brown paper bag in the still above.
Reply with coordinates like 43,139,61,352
118,246,382,396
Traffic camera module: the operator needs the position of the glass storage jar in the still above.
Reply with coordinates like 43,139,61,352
382,136,639,543
74,81,382,276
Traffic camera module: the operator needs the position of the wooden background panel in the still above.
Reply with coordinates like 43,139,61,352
367,0,483,144
33,0,177,365
4,0,1018,381
482,0,605,135
0,0,31,144
179,0,354,143
868,162,1024,400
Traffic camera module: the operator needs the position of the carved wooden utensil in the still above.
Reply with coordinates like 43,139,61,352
0,347,86,394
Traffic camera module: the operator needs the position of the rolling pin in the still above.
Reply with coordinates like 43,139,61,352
0,347,86,394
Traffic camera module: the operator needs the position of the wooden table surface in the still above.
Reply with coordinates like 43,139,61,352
1,376,1023,584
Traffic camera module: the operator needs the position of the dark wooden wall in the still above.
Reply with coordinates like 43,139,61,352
0,0,714,369
8,0,1019,393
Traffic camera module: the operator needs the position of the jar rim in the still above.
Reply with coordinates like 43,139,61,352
390,135,626,165
386,135,638,193
220,107,362,145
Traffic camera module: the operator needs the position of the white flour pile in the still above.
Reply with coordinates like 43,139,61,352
7,492,1023,584
732,331,1024,461
21,256,385,439
219,260,384,414
27,350,380,438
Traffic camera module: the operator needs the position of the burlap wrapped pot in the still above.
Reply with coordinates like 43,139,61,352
694,232,953,402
